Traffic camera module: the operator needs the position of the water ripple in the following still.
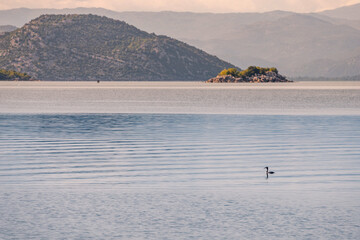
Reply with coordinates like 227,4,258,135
0,114,359,189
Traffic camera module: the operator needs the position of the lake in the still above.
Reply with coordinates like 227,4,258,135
0,81,359,239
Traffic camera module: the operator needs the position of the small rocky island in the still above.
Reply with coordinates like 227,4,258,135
206,66,291,83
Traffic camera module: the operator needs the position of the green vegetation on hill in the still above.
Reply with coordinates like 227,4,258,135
0,14,235,81
219,66,278,77
0,69,31,80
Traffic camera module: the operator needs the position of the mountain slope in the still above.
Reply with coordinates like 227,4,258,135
191,13,360,77
319,3,360,20
0,14,235,81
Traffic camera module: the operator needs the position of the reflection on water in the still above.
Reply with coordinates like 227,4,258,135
0,114,360,239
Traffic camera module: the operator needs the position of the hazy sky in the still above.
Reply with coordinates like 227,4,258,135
0,0,360,12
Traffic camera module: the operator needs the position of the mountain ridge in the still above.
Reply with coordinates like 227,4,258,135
319,3,360,20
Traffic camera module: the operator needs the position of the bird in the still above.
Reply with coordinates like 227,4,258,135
264,166,275,179
264,166,275,174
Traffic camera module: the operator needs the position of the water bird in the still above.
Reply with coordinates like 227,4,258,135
264,166,275,174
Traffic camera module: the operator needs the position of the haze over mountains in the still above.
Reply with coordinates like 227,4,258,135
320,3,360,20
0,4,360,78
0,25,17,34
0,15,233,81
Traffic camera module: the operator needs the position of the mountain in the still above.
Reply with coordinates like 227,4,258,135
319,3,360,20
0,14,234,81
114,11,360,78
113,11,360,78
1,5,360,78
0,8,121,27
0,25,17,34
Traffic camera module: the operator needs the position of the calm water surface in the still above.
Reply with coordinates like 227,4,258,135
0,82,359,239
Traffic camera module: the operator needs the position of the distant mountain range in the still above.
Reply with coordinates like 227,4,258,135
0,4,359,78
0,14,234,81
0,25,17,34
320,3,360,20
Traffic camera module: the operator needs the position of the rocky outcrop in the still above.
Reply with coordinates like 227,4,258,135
206,71,291,83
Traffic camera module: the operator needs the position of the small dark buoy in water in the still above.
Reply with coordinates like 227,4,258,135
264,166,275,179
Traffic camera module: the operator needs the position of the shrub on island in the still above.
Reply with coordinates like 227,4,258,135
218,66,278,78
0,69,32,80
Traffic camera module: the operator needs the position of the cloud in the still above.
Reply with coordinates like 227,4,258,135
0,0,359,12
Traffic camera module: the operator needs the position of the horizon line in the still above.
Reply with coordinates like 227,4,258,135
0,3,359,14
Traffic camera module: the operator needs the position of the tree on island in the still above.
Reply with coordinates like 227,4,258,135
0,69,32,80
218,66,278,78
219,68,241,77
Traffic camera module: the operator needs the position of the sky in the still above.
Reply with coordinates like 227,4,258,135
0,0,360,13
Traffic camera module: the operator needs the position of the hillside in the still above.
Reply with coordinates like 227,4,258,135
111,11,360,78
0,14,235,81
